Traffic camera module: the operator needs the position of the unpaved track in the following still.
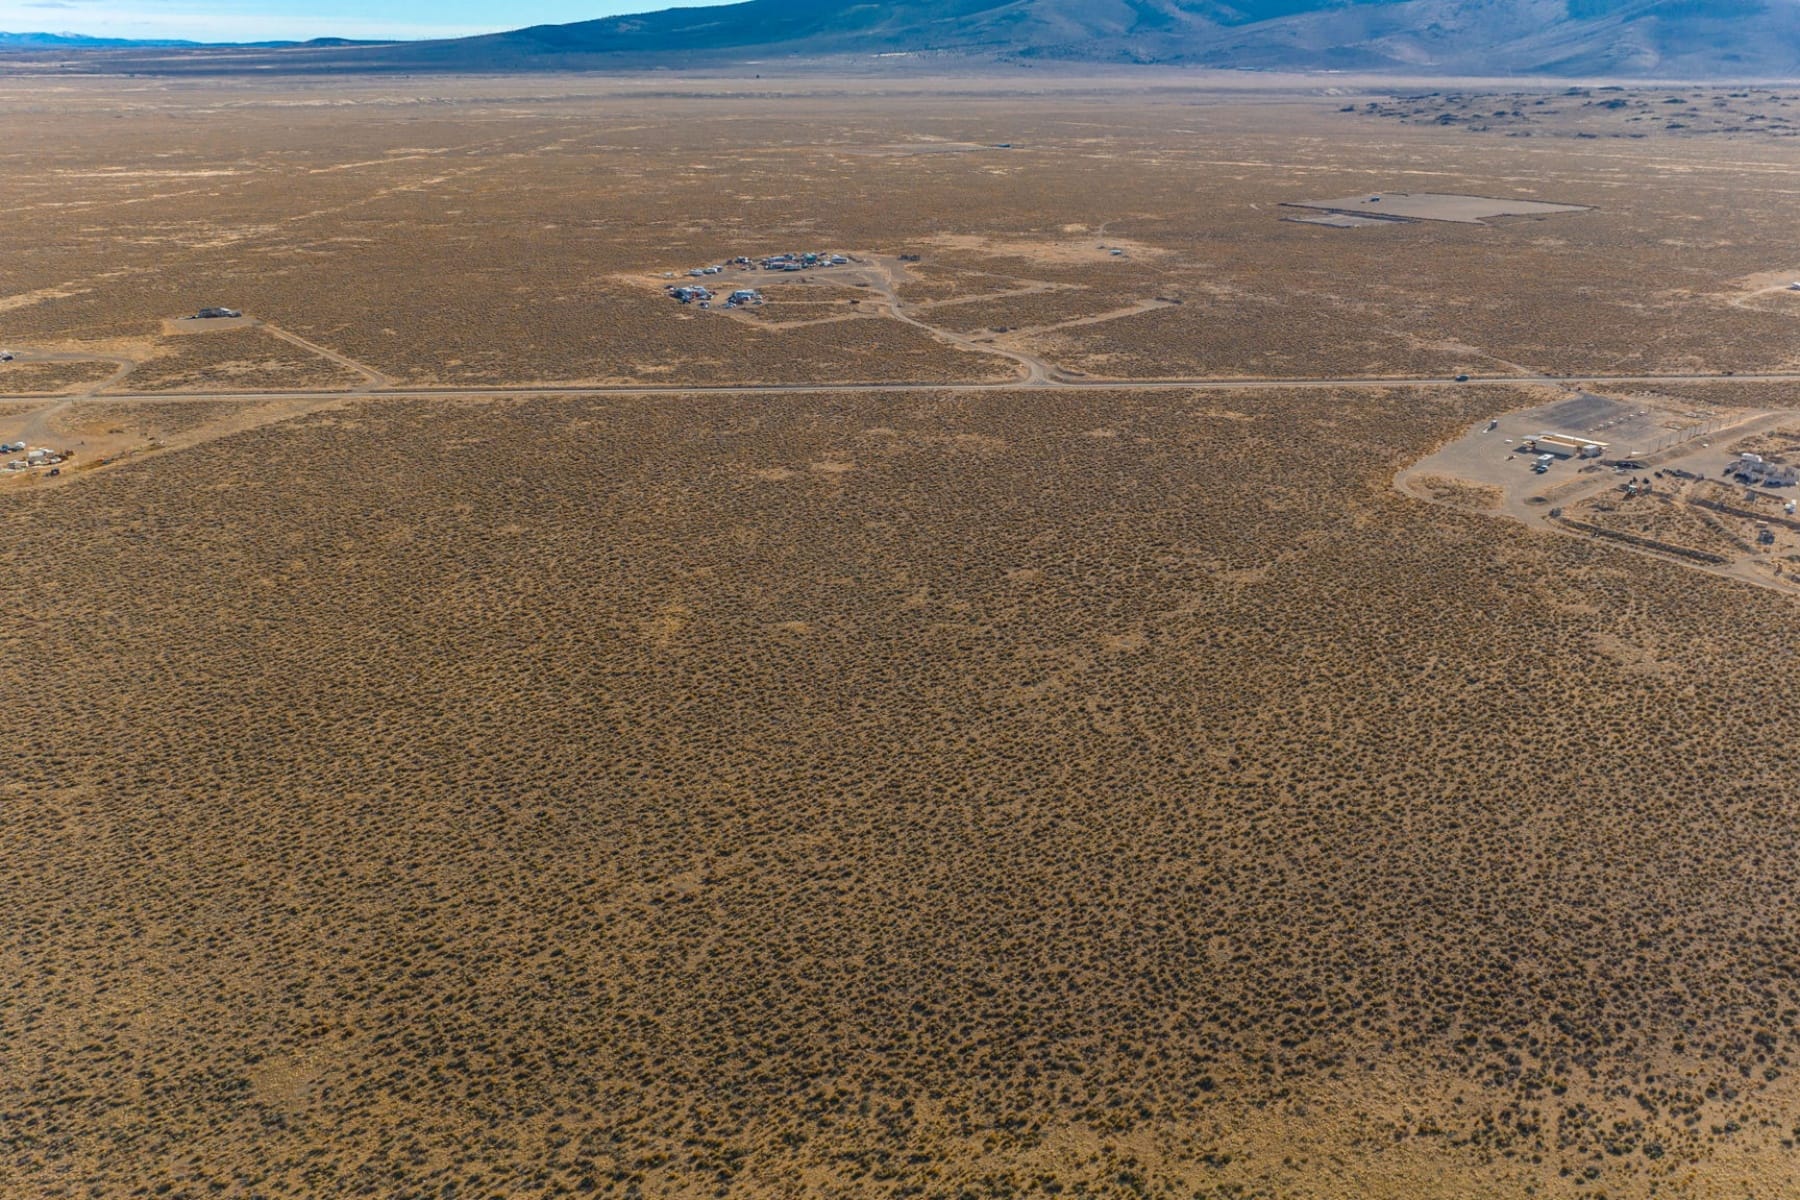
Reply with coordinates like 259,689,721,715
7,349,138,393
858,255,1057,385
257,323,396,389
1728,283,1800,312
890,308,1054,385
6,350,139,447
911,280,1069,311
984,298,1178,339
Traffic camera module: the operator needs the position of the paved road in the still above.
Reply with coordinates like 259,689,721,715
3,368,1798,406
10,295,1800,406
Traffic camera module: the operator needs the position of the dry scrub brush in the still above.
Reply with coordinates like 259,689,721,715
9,83,1800,395
122,329,365,393
0,361,116,396
4,383,1800,1198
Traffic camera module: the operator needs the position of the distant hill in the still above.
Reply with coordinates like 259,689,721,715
0,31,206,49
0,31,377,52
9,0,1800,76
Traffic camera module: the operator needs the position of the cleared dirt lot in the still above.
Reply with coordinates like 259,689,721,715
1285,191,1591,224
1400,387,1800,596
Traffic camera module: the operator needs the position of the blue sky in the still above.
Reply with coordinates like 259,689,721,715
0,0,733,41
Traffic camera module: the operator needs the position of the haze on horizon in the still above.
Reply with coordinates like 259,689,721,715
0,0,733,42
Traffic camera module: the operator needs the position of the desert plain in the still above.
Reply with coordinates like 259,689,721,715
5,70,1800,1199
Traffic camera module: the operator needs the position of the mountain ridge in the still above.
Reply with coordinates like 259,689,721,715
5,0,1799,77
0,31,377,50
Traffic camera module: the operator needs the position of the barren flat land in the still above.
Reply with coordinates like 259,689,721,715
6,72,1800,1199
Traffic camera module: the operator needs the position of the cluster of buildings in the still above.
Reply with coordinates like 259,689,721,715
681,252,849,276
1729,452,1799,486
3,442,70,473
752,252,849,272
663,250,856,309
666,285,764,310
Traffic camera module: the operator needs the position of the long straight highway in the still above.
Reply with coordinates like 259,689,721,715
6,368,1800,407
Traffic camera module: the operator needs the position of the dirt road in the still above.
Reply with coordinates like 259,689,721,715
259,323,395,389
